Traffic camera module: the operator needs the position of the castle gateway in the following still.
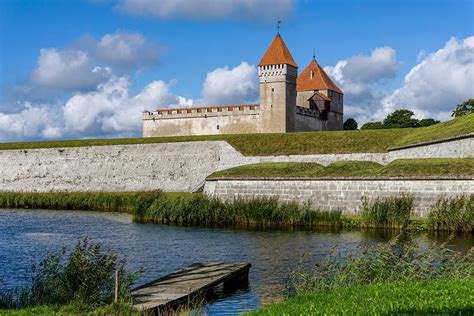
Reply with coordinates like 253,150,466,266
143,34,343,137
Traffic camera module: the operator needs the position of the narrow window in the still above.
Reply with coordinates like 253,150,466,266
217,125,220,130
310,70,314,79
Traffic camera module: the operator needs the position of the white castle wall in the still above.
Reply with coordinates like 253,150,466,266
0,133,471,193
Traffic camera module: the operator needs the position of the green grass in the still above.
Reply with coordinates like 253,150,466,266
0,114,472,156
0,302,141,315
394,112,474,148
250,279,474,315
208,158,474,179
0,191,162,213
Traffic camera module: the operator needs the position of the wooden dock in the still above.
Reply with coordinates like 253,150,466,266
132,262,251,314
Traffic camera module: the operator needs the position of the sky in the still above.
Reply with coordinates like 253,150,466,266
0,0,473,141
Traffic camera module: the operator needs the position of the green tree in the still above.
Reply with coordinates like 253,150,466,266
361,122,383,130
419,118,440,127
383,109,420,128
343,118,358,130
451,99,474,117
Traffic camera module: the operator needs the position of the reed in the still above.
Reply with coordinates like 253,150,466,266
0,191,160,213
134,193,343,228
0,238,142,309
428,195,474,232
361,195,414,229
290,236,473,295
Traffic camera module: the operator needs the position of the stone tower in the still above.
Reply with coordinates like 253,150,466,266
258,34,298,132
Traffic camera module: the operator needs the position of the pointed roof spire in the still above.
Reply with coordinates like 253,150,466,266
312,49,316,60
259,34,298,67
297,59,343,93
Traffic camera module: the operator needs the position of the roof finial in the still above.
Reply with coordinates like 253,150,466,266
277,18,281,34
312,48,316,60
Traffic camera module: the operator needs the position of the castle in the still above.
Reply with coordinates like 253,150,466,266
143,34,343,137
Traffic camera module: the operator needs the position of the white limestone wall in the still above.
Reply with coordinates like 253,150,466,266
0,133,471,193
204,178,474,218
0,142,226,193
388,134,474,160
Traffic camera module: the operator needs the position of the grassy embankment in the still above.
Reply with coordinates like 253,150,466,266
0,113,472,155
208,158,474,179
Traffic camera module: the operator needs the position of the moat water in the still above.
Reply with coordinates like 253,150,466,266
1,209,473,315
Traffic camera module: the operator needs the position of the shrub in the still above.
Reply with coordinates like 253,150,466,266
0,238,142,309
343,118,358,130
361,195,414,229
290,237,474,295
428,195,474,232
360,121,383,130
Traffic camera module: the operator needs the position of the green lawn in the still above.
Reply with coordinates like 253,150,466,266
208,158,474,179
0,303,140,315
0,114,472,156
250,279,474,315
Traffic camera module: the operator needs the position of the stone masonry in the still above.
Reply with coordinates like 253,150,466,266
204,178,474,218
0,133,471,193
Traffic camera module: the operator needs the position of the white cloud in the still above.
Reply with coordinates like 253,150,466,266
30,49,110,90
326,47,398,85
96,31,160,69
28,31,159,91
324,46,399,123
0,103,62,141
115,0,294,21
0,76,181,141
380,36,474,121
200,61,258,105
63,77,178,134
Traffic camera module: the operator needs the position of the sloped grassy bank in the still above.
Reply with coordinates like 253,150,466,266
1,191,472,232
0,113,472,155
208,158,474,179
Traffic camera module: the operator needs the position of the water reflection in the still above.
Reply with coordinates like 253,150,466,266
0,209,472,314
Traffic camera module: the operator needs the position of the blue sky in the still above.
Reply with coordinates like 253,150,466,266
0,0,473,141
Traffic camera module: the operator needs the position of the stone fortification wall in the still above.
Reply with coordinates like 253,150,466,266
294,107,342,132
0,142,227,193
143,105,260,137
388,133,474,160
204,178,474,218
0,133,471,193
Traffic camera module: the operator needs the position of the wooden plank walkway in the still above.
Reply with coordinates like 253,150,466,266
132,262,251,314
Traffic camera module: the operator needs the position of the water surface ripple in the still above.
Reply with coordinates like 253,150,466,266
0,209,472,314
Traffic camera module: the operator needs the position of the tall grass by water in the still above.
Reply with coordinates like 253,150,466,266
361,195,414,229
429,195,474,232
0,191,472,232
135,192,343,228
0,191,161,213
250,237,474,315
0,238,142,311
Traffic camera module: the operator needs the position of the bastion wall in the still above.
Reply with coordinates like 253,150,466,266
203,178,473,218
0,134,472,198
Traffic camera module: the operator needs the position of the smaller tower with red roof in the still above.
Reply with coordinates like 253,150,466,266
296,58,344,130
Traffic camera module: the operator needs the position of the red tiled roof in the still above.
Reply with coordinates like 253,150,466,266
297,60,343,94
259,34,298,67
